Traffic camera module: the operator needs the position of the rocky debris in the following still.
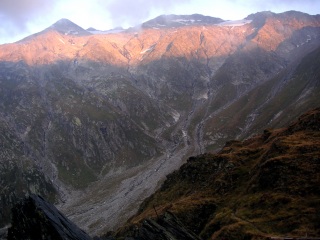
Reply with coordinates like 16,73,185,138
7,195,92,240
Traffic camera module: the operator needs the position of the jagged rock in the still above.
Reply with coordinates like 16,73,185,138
7,195,91,240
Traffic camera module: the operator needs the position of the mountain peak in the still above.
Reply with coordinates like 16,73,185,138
245,11,275,20
141,13,224,29
48,18,91,36
55,18,73,23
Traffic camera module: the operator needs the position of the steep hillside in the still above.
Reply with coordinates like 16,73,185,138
202,43,320,151
0,11,320,235
0,61,169,228
117,108,320,239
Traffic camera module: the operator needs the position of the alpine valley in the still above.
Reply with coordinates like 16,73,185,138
0,11,320,239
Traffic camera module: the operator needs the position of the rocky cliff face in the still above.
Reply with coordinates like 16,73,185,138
0,11,320,236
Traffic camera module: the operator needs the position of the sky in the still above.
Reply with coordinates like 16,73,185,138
0,0,319,44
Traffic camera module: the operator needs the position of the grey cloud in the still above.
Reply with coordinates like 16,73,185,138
257,0,319,4
245,0,320,12
103,0,191,27
0,0,55,28
0,0,55,41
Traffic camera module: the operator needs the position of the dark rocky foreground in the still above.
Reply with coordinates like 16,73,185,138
7,195,91,240
6,195,199,240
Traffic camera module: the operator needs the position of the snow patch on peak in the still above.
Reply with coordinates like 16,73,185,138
172,19,196,23
217,19,252,27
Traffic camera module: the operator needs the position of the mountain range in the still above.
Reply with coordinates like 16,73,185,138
0,10,319,238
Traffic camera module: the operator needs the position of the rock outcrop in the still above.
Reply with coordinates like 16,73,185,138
7,195,91,240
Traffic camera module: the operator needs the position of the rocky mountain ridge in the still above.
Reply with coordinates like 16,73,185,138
0,11,320,236
140,14,224,29
1,11,320,65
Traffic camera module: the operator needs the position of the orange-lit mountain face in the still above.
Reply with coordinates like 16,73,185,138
0,11,320,236
1,25,245,65
1,11,319,65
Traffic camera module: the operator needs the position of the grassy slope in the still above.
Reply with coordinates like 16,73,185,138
116,108,320,239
